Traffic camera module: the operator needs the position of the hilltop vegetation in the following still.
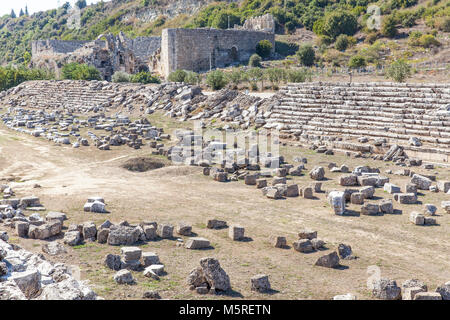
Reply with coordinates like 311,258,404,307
0,0,447,89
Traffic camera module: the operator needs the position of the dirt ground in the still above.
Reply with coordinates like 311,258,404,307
0,114,449,300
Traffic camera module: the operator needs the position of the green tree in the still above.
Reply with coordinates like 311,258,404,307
386,59,411,82
249,54,262,67
335,34,349,52
211,11,240,29
168,70,187,83
130,71,160,84
75,0,87,10
184,71,201,85
227,68,243,89
19,9,25,17
112,71,131,83
247,67,264,91
381,15,398,38
23,51,31,65
296,44,315,67
288,68,312,83
10,9,16,18
206,70,228,90
62,63,101,81
256,40,273,59
348,55,366,69
322,11,358,39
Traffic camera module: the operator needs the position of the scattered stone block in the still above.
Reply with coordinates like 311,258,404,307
229,225,245,241
315,252,340,268
251,274,271,293
185,237,211,249
156,224,174,239
114,270,134,284
176,223,192,236
293,239,314,253
207,219,227,229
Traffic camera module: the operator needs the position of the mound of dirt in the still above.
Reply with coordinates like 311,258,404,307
121,157,166,172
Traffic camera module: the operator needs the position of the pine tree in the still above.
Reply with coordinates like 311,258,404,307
25,5,29,16
10,9,16,18
19,9,24,17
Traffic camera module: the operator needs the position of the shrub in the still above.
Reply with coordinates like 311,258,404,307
348,55,366,68
62,63,101,81
381,15,398,38
321,11,358,39
275,41,299,56
296,44,315,66
287,68,312,83
386,59,411,82
249,54,262,67
285,21,296,34
335,34,349,51
168,70,187,83
206,70,228,90
184,71,201,85
0,66,54,91
112,71,131,83
435,17,450,32
419,34,441,48
130,71,161,84
365,32,379,44
256,40,273,59
227,68,243,89
246,67,264,90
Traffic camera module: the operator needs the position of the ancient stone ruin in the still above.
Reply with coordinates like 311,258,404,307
31,16,276,80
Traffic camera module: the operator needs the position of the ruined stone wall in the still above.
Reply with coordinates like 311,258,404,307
159,28,275,77
31,40,91,56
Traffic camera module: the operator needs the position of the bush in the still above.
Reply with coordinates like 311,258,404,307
381,15,398,38
365,32,379,44
256,40,273,59
435,17,450,32
0,66,54,91
285,21,296,34
386,59,411,82
130,71,161,84
419,34,441,48
227,68,243,89
296,44,315,66
249,54,262,67
62,63,101,81
206,70,228,90
321,11,358,39
246,67,264,89
184,71,201,85
335,34,349,51
275,41,299,56
112,71,131,83
287,68,312,83
348,55,366,68
168,70,187,83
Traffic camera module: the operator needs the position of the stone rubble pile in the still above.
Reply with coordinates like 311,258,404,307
0,235,98,300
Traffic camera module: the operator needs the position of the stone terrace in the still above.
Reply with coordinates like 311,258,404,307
265,82,450,162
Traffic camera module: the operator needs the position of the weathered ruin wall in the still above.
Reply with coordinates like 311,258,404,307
159,28,275,77
31,39,91,55
130,36,161,61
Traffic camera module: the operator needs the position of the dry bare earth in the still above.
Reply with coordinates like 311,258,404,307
0,116,449,300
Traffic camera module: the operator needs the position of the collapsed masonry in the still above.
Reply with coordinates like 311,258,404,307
0,80,448,163
31,15,276,80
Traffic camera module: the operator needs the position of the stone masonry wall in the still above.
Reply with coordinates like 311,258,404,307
159,28,276,77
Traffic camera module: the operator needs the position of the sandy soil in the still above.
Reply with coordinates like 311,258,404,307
0,118,449,300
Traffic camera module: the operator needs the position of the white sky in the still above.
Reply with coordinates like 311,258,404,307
0,0,111,17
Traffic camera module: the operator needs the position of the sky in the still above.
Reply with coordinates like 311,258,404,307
0,0,111,17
